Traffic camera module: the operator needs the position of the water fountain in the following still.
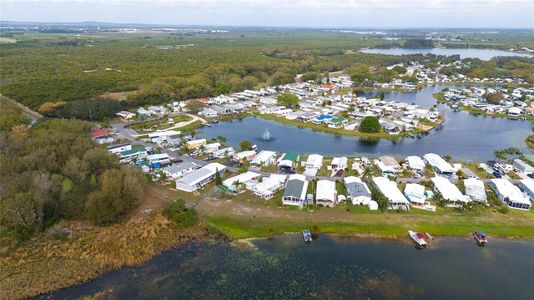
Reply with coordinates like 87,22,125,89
261,128,274,141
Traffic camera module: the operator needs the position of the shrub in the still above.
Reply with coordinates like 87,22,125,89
359,116,381,133
163,199,199,228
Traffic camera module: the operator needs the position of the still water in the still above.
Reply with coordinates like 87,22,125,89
46,236,534,299
200,86,531,161
360,48,533,60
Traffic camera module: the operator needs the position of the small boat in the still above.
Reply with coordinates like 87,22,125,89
425,232,434,240
204,123,212,127
473,231,488,246
408,230,427,248
302,230,312,244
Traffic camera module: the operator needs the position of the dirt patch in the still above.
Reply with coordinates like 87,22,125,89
99,91,137,101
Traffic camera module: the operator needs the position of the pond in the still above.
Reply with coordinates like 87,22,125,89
200,86,531,161
45,236,534,299
360,48,533,60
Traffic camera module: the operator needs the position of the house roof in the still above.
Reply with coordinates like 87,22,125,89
281,151,299,162
316,180,336,201
283,174,307,199
91,129,109,137
161,162,198,174
343,177,371,198
120,147,146,157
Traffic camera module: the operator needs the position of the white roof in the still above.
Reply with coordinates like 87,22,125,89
431,177,469,203
177,163,226,187
464,178,487,201
316,180,336,202
424,153,455,173
372,177,409,205
520,179,534,194
404,183,426,204
491,179,530,205
148,130,181,138
235,150,256,160
253,174,286,194
331,157,348,166
406,156,426,170
223,171,261,188
187,138,207,145
306,154,323,168
250,150,277,165
147,153,170,161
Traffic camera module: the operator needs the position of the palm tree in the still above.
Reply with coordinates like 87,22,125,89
190,129,197,139
199,145,206,154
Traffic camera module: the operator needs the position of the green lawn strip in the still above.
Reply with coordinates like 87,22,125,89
204,215,534,239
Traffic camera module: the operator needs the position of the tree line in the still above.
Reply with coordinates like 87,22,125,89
0,114,146,241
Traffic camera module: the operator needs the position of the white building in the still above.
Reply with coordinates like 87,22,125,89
406,156,426,171
316,180,337,207
250,150,277,167
518,179,534,201
431,177,469,205
329,157,348,170
404,183,426,206
161,162,199,180
375,156,401,176
424,153,455,177
175,163,226,192
464,178,487,202
253,174,286,199
107,143,132,155
212,147,236,159
234,150,257,162
343,176,371,205
222,171,262,192
372,177,410,210
513,159,533,174
282,174,309,207
305,154,323,169
489,179,531,211
186,138,207,150
116,111,135,120
148,130,181,144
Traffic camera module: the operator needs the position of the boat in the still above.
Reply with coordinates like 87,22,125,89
302,230,312,243
408,230,427,248
473,231,488,246
425,232,434,240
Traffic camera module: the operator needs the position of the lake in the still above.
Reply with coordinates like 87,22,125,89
200,86,532,161
360,48,533,60
45,236,534,299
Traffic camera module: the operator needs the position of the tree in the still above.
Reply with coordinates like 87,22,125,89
485,92,503,105
240,140,252,151
84,168,145,225
163,199,198,228
359,116,381,133
215,168,222,186
377,92,385,100
277,93,300,109
392,66,407,75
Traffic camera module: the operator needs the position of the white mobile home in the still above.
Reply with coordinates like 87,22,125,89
343,176,371,205
305,154,323,169
406,156,426,171
431,177,469,205
222,171,262,192
316,180,337,207
250,150,277,167
161,162,199,180
253,174,286,199
175,163,226,192
424,153,455,177
464,178,487,202
403,183,426,206
372,177,410,210
489,179,531,211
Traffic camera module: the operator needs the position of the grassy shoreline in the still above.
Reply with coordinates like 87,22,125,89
254,113,441,139
205,213,534,240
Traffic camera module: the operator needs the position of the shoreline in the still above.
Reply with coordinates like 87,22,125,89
253,113,442,139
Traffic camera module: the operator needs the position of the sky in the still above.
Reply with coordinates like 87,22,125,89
1,0,534,28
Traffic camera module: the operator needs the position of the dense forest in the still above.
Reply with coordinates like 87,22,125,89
0,99,146,240
1,31,533,120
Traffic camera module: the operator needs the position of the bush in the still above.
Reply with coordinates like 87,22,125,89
359,116,381,133
46,225,70,241
163,199,199,228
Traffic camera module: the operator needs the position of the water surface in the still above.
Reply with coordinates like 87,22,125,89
46,236,534,299
360,48,532,60
200,86,531,161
